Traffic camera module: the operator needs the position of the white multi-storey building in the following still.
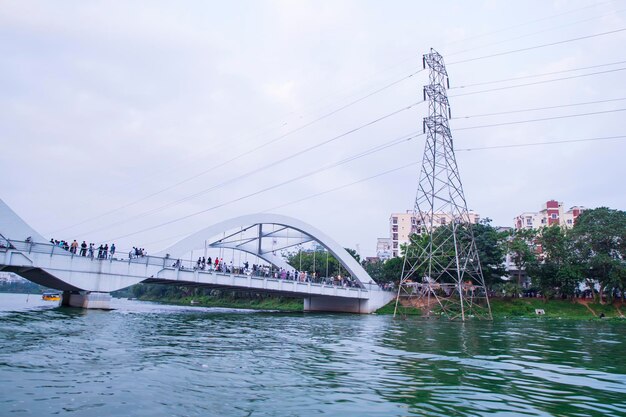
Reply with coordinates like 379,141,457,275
388,210,480,258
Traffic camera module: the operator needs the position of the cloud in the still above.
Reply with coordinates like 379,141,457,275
0,0,624,257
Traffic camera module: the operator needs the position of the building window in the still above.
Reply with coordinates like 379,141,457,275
440,218,446,225
392,226,398,232
393,242,398,249
526,218,532,225
567,219,572,224
392,233,398,240
392,251,398,257
392,217,398,224
541,218,546,224
551,214,557,219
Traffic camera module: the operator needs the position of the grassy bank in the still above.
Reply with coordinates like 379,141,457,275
375,298,625,320
490,298,624,319
127,290,624,319
374,301,421,315
134,294,304,311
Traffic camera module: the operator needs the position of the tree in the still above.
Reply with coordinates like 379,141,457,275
570,207,626,302
531,225,581,298
286,249,341,277
285,247,361,278
363,260,384,283
507,228,537,287
471,219,507,286
382,257,404,284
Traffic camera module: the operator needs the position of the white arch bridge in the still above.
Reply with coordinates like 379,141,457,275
0,199,394,313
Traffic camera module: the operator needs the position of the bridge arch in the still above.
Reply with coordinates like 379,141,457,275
156,213,376,287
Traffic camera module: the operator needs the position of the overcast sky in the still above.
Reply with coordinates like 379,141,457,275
1,0,625,257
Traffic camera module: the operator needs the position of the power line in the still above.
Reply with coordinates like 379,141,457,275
107,132,626,247
449,67,626,98
450,59,626,89
87,126,423,237
454,108,626,130
448,27,626,65
83,102,423,236
266,135,626,213
445,4,625,59
90,104,626,239
49,27,626,235
50,69,425,236
101,134,423,241
456,134,626,151
114,98,625,235
263,161,420,212
453,97,626,119
267,136,626,213
442,0,617,53
141,160,422,250
48,18,626,238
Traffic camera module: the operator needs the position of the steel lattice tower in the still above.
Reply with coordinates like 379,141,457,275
394,49,492,321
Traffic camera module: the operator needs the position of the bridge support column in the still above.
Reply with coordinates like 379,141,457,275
304,291,395,314
62,291,112,310
304,296,369,313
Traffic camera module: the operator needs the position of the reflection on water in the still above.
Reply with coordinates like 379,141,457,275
0,293,624,416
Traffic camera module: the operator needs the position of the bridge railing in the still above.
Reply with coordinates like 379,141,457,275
3,239,175,267
2,239,393,292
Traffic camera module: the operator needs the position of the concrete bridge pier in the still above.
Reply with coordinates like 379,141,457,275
304,296,367,313
62,291,112,310
304,290,395,314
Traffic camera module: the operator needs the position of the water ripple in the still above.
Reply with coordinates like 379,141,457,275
0,295,625,416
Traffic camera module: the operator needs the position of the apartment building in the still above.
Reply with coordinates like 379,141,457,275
387,210,480,257
514,200,585,230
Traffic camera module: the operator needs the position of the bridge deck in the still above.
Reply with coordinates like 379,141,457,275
0,240,386,299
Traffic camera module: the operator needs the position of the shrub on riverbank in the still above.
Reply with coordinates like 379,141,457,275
375,298,624,320
489,298,590,318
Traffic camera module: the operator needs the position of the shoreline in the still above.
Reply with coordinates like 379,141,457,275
2,290,624,320
124,294,626,320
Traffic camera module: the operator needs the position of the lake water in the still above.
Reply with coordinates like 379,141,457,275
0,293,625,416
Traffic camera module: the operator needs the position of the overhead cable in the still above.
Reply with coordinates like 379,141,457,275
453,97,626,119
449,67,626,98
445,4,625,58
50,69,424,235
454,108,626,130
456,135,626,151
442,0,616,52
263,161,420,212
448,27,626,65
103,131,626,244
450,59,626,89
97,131,425,240
83,102,424,236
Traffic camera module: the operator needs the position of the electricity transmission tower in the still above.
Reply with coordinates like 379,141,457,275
394,49,492,321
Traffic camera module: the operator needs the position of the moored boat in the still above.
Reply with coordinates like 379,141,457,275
42,291,61,301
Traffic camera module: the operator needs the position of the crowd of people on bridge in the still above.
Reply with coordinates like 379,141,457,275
50,238,116,259
48,238,148,261
168,256,363,289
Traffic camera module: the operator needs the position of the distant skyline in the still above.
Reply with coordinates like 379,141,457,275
1,0,625,257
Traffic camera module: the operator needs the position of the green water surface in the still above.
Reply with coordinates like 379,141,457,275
0,293,624,416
